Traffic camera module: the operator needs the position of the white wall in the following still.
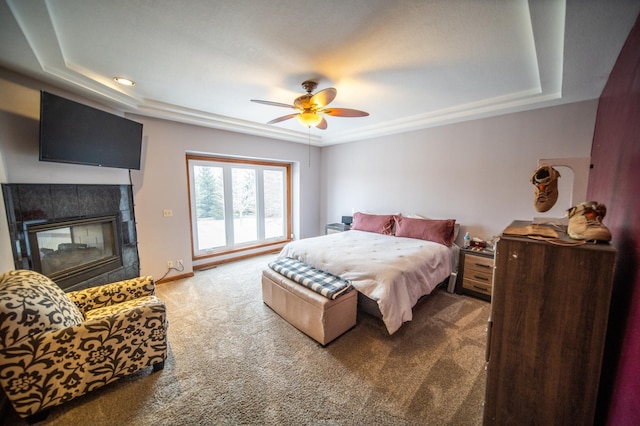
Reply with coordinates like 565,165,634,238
0,148,12,272
128,115,320,278
0,75,131,274
0,79,131,185
0,72,321,280
320,100,598,243
0,70,599,279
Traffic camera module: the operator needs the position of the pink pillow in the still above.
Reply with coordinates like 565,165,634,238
351,212,395,235
394,216,456,246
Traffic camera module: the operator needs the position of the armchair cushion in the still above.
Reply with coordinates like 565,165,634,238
0,270,84,348
83,294,162,321
67,275,156,314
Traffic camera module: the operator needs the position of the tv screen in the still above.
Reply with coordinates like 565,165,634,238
39,91,143,170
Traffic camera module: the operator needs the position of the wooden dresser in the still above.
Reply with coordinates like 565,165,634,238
483,221,616,425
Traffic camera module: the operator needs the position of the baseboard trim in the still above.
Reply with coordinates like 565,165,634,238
194,248,280,271
156,272,194,284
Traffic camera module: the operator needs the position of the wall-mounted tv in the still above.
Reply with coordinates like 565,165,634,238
39,91,143,170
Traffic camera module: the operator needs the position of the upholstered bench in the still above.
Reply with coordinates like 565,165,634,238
262,267,357,345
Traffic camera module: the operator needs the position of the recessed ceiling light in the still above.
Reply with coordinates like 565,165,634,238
113,77,135,87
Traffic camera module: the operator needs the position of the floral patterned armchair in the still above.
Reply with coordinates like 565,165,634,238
0,270,168,422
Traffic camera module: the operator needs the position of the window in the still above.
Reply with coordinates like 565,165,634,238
187,155,291,258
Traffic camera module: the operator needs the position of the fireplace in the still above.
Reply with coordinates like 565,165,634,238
27,215,122,289
3,184,139,291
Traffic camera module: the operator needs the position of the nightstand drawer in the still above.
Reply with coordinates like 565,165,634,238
464,255,494,273
325,223,350,234
457,250,495,301
464,268,493,284
463,277,492,296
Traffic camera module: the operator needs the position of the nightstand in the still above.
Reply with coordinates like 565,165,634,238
325,223,350,234
456,248,494,301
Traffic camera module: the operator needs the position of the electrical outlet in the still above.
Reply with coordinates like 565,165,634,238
177,259,183,268
167,260,173,268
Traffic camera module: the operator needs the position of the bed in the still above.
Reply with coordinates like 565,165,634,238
278,214,459,334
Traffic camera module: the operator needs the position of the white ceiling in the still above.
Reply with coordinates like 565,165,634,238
1,0,638,146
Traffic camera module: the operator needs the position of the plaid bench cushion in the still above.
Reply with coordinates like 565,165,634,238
268,257,353,300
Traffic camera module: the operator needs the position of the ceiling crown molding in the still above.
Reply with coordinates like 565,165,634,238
4,0,597,147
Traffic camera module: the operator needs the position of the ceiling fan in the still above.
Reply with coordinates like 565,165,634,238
251,80,369,130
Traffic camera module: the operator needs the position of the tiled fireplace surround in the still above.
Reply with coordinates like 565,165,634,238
2,184,140,291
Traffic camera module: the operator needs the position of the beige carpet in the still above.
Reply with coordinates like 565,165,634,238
4,254,490,425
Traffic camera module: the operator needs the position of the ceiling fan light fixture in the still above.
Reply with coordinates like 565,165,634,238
252,80,368,130
296,111,322,128
113,77,135,87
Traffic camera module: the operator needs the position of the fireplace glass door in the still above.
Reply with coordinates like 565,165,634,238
27,215,122,288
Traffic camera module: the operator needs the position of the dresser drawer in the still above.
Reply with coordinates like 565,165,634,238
463,277,492,296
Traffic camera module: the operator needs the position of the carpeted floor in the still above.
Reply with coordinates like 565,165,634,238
4,254,491,425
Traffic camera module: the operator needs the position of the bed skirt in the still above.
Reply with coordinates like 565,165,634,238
356,276,451,320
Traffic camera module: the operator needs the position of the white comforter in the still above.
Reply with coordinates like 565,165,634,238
278,230,454,334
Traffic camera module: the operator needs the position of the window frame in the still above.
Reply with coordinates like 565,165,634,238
186,154,292,260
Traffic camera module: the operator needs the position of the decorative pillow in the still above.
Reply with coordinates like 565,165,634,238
403,213,460,241
394,216,456,246
0,270,84,348
351,212,396,235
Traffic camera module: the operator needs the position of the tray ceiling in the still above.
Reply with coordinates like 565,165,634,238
1,0,638,145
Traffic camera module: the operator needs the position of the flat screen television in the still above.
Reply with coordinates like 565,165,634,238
39,91,143,170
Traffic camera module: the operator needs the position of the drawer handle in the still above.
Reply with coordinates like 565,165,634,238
473,275,489,282
473,285,487,290
474,263,491,268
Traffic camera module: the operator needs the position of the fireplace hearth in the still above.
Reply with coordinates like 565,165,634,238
2,184,139,291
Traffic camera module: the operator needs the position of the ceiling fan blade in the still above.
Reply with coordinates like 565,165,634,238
310,88,337,109
316,117,328,130
267,114,298,124
251,99,296,109
319,107,369,117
